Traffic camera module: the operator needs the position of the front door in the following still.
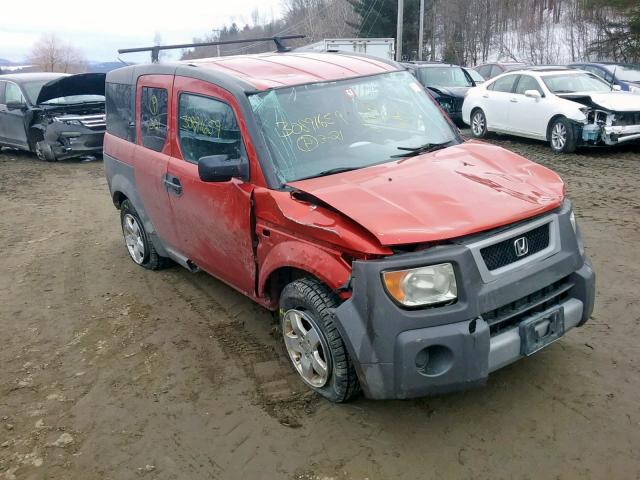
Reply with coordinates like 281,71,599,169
166,76,256,296
508,75,549,138
132,74,180,250
0,82,29,148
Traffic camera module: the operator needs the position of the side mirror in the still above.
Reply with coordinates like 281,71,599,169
6,101,27,111
524,90,542,100
198,154,248,182
612,84,622,91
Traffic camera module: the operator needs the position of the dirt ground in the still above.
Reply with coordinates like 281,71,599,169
0,133,639,480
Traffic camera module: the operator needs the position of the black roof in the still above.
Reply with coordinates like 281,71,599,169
0,72,67,84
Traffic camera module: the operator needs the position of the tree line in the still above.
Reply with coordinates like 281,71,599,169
183,0,640,65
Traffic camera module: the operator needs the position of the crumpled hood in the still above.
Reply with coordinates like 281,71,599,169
561,91,640,111
287,142,564,246
36,73,106,104
427,85,468,98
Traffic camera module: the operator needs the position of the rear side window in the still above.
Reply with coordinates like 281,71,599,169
106,82,134,141
476,65,491,79
140,87,168,152
488,74,518,93
178,93,245,164
490,65,503,78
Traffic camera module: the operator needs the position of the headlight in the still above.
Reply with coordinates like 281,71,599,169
437,98,452,112
382,263,457,307
629,85,640,94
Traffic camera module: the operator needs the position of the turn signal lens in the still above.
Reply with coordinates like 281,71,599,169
382,263,457,307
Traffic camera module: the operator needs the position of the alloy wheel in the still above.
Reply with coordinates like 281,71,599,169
282,309,330,388
551,122,567,151
472,111,486,136
122,213,145,264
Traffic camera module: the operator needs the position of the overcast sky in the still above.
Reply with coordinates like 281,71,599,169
0,0,284,63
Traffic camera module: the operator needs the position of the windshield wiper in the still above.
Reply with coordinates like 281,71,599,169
391,140,456,158
293,166,361,181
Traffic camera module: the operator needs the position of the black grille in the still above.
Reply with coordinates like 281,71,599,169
483,277,573,335
480,223,550,271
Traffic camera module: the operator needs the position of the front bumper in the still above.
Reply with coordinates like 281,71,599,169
333,201,595,399
602,124,640,145
43,123,105,160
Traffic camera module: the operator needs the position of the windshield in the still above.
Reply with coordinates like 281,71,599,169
22,81,50,104
248,71,459,183
417,67,472,87
606,64,640,82
543,72,612,93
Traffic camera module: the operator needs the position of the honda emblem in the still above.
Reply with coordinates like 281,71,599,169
514,237,529,257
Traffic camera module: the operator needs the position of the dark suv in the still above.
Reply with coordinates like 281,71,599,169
569,62,640,94
0,72,106,161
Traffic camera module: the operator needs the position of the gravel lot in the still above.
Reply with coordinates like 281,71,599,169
1,133,639,480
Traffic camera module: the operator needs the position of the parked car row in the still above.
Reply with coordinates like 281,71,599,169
405,60,640,153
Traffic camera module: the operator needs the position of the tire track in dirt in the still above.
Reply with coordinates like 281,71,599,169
146,270,321,428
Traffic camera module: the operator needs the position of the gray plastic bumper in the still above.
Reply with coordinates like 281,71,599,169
333,201,596,399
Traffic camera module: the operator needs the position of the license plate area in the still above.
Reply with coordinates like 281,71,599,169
519,307,565,356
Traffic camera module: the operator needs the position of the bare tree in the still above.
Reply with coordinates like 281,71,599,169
28,33,86,73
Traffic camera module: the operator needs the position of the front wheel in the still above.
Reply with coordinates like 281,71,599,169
279,278,360,403
470,109,488,138
549,117,577,154
35,140,56,162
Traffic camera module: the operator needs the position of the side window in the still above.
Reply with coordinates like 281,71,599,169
106,82,134,141
0,81,5,104
5,83,25,104
178,93,245,164
478,65,493,79
488,74,518,93
140,87,168,152
490,65,503,78
600,68,614,83
515,75,543,95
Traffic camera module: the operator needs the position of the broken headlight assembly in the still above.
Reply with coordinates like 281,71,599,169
382,263,458,307
54,117,83,127
437,98,453,112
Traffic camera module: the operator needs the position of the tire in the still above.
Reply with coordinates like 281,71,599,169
549,117,577,154
120,199,170,270
279,277,360,403
31,131,56,162
470,108,488,138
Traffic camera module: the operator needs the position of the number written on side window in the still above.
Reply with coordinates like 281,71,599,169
178,93,245,164
140,87,168,152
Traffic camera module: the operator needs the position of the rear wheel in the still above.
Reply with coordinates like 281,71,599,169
549,117,577,154
279,277,360,403
120,199,170,270
470,108,488,138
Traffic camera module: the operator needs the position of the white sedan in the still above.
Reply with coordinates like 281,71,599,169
462,67,640,153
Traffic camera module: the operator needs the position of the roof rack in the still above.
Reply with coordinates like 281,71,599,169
118,35,306,63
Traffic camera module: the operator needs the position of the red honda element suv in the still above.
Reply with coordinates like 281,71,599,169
104,51,595,402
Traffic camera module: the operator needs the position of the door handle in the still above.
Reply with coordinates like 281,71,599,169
510,98,518,103
482,94,489,98
163,175,183,195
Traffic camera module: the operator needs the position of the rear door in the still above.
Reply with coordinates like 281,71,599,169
483,74,519,130
165,76,256,296
0,81,29,148
132,74,180,249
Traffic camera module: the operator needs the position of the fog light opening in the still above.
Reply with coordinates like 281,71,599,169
415,345,454,377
